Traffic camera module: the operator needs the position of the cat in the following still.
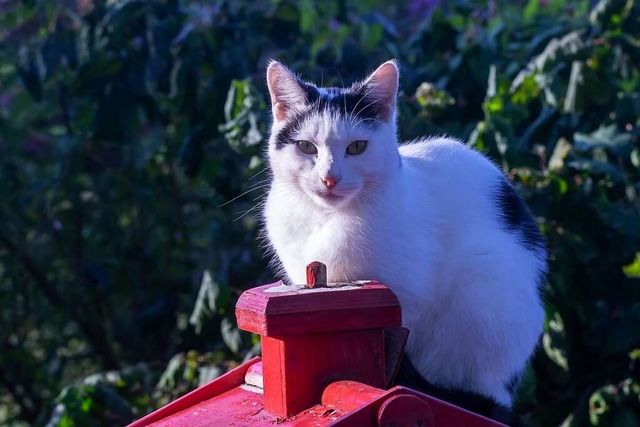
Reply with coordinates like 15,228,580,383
262,59,546,419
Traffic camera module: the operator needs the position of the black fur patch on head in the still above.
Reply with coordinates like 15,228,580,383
496,180,546,255
272,82,383,150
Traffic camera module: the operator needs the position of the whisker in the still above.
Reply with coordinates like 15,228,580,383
234,202,264,222
353,95,381,120
336,67,345,89
350,84,377,118
249,167,269,181
217,183,270,208
350,116,378,129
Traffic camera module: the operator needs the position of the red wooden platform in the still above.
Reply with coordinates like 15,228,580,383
129,263,507,427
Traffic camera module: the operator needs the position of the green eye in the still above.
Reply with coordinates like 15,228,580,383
297,140,317,155
346,140,367,155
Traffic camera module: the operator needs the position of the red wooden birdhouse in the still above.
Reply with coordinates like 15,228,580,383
129,262,507,427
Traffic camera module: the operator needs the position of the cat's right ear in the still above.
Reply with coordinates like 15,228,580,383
360,60,399,122
266,61,308,123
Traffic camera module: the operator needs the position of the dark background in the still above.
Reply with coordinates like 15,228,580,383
0,0,639,425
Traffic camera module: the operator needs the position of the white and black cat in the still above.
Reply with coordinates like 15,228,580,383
262,60,546,419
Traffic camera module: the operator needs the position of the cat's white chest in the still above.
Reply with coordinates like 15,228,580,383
265,192,371,284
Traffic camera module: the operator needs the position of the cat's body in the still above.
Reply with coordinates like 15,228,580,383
263,60,546,409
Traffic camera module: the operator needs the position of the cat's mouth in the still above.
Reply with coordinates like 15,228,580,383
310,189,350,207
300,180,358,208
314,189,344,200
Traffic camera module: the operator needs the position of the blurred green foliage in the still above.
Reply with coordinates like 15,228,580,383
0,0,638,426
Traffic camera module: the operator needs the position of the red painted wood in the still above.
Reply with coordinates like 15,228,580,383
147,387,267,427
261,330,386,418
127,357,260,427
322,381,385,412
235,277,402,418
376,386,507,427
236,281,402,336
377,394,434,427
143,383,345,427
320,383,508,427
131,275,509,427
306,261,327,288
130,371,508,427
321,382,399,427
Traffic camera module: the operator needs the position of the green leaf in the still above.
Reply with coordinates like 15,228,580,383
573,125,634,156
80,397,92,413
157,354,184,390
589,389,609,424
484,96,504,114
414,82,455,113
622,253,640,278
543,312,569,372
220,79,266,153
189,271,220,335
511,74,541,105
563,61,584,113
198,365,223,387
512,29,588,88
221,316,242,354
631,149,640,168
548,140,573,170
589,0,634,28
487,64,497,98
523,0,539,22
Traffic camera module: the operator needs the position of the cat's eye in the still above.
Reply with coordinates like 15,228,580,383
297,140,317,155
346,140,367,155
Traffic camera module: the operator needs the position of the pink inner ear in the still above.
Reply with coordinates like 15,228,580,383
377,105,393,122
372,62,398,87
359,61,398,123
273,101,288,121
266,61,308,122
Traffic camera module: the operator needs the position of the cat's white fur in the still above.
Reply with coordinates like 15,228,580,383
263,61,545,406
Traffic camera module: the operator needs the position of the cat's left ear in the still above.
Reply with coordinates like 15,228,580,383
361,60,399,122
266,60,309,123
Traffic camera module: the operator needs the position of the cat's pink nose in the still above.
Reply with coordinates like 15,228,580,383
322,176,340,190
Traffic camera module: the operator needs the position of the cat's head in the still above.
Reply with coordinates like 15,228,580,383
266,60,400,209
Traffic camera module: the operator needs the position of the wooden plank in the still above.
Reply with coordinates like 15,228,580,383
261,330,386,418
236,283,402,336
143,384,343,427
385,386,509,427
127,357,260,427
377,394,434,427
321,381,385,412
237,306,402,336
323,384,508,427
